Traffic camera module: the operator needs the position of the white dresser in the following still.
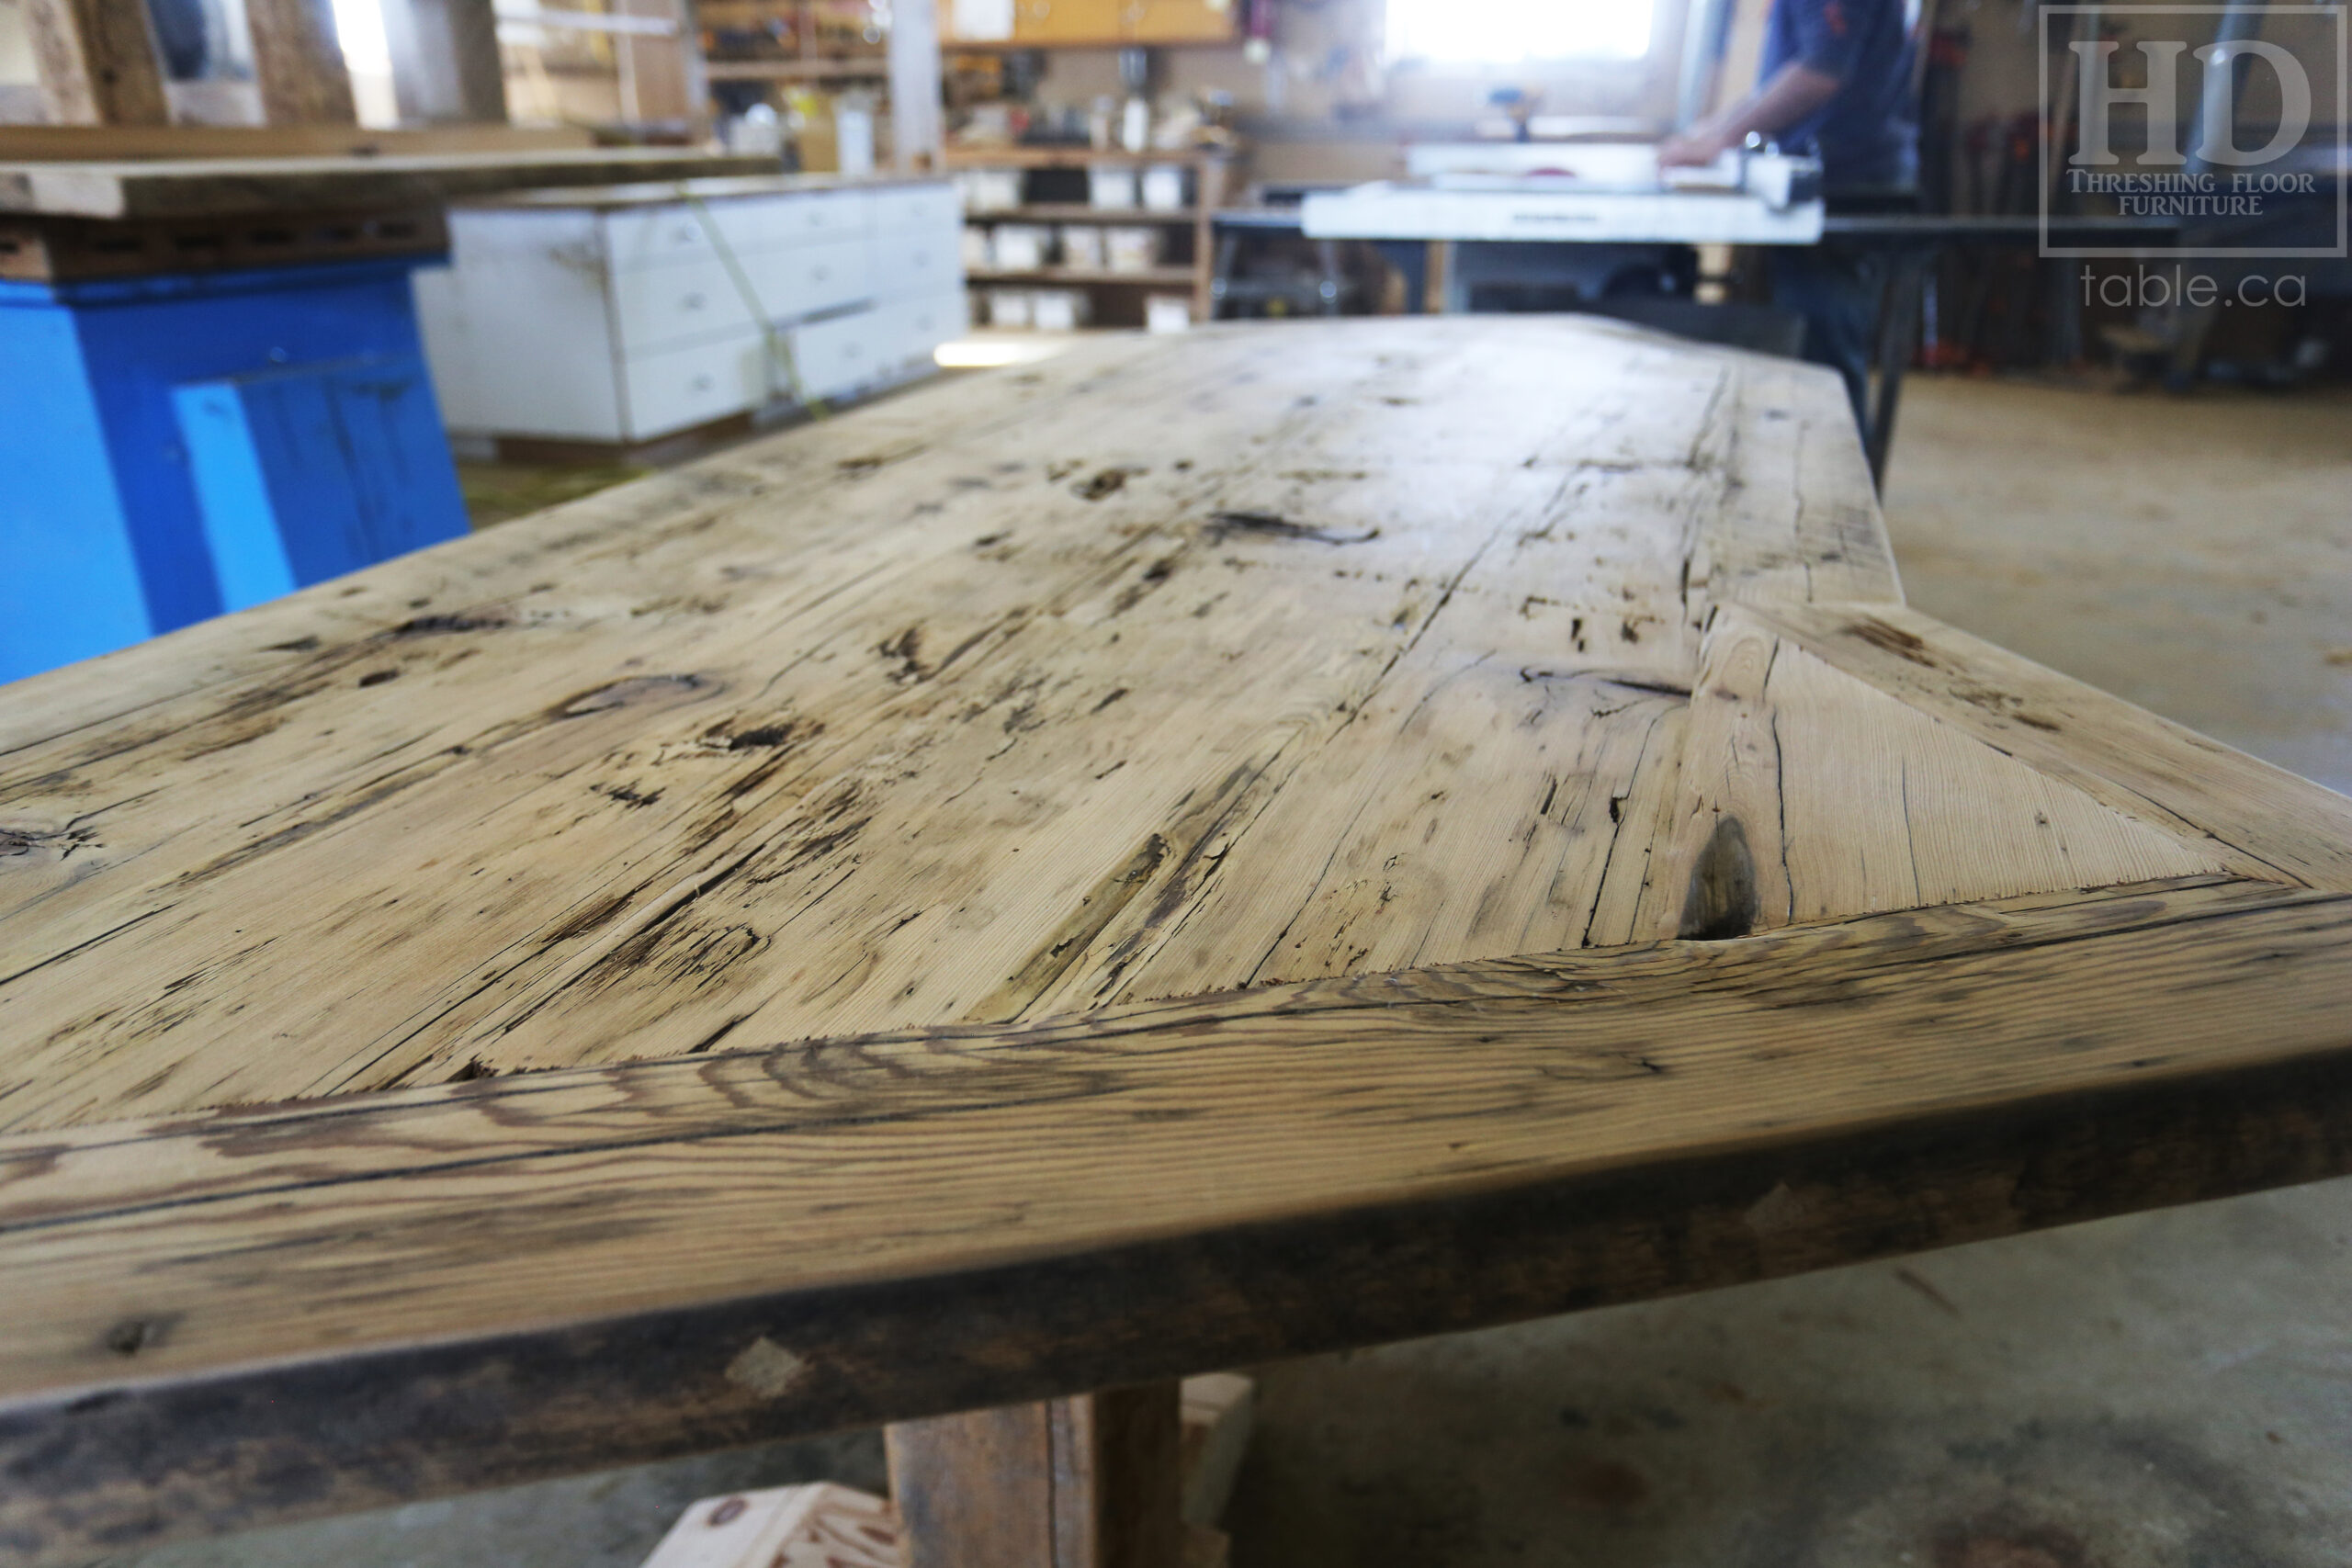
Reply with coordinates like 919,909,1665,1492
416,175,966,447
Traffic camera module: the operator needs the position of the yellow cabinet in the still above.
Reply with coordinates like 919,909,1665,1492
1117,0,1234,41
1013,0,1119,39
936,0,1234,43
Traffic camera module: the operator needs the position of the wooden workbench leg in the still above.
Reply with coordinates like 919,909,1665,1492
887,1384,1183,1568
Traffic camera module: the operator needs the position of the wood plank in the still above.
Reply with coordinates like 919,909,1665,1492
888,1386,1181,1568
1177,1373,1252,1529
0,324,1869,1133
0,124,593,159
637,1479,1211,1568
641,1483,899,1568
21,0,169,126
379,0,510,124
245,0,359,123
887,1406,1057,1568
940,148,1238,167
0,324,2267,1134
0,147,781,217
1743,599,2352,892
614,0,698,124
1657,604,2234,937
3,879,2350,1562
1686,350,1903,611
0,206,447,283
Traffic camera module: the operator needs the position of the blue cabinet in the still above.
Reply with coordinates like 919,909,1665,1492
0,257,469,685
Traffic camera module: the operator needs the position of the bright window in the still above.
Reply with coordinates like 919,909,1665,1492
1385,0,1655,63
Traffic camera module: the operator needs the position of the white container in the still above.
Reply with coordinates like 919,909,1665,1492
985,288,1034,328
989,223,1050,271
1088,164,1139,209
960,225,993,270
961,168,1024,212
834,99,876,178
1103,225,1161,272
1141,165,1188,212
722,107,785,157
1057,224,1105,270
1146,294,1193,333
1031,288,1091,331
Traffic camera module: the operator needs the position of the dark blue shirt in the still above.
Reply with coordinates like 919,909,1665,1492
1760,0,1919,193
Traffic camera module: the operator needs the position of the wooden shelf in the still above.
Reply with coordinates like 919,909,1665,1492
704,57,890,79
943,146,1237,168
948,145,1239,325
967,265,1198,286
965,204,1201,223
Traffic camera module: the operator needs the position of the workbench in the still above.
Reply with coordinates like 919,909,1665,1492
2,319,2349,1568
0,144,774,685
1219,204,2186,482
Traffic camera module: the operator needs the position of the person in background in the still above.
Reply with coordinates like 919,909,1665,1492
1659,0,1921,426
146,0,213,81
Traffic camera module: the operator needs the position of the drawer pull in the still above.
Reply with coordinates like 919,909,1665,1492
691,374,714,391
683,291,707,310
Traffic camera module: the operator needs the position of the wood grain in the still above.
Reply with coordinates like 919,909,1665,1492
4,880,2351,1562
1,322,1898,1134
1658,604,2231,936
1,320,2346,1563
888,1386,1181,1568
21,0,168,127
641,1483,900,1568
1742,599,2352,892
243,0,359,124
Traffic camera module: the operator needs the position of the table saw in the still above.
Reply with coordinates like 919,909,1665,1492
1300,140,1826,247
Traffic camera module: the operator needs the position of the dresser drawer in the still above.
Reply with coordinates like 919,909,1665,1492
622,333,768,439
603,204,712,271
744,236,873,320
879,291,967,367
611,255,762,353
874,227,958,300
729,190,870,253
873,183,959,235
604,191,871,274
791,310,887,400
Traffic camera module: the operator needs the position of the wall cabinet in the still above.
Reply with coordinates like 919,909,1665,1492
939,0,1235,46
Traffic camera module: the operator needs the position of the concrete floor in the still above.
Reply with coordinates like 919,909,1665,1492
110,372,2352,1568
1881,378,2352,797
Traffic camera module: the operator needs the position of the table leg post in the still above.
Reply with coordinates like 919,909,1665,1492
1865,249,1931,491
887,1383,1183,1568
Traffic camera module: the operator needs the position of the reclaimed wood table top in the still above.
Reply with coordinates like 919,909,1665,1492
2,320,2349,1564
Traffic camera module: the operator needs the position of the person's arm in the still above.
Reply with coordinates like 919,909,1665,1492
1657,60,1841,166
